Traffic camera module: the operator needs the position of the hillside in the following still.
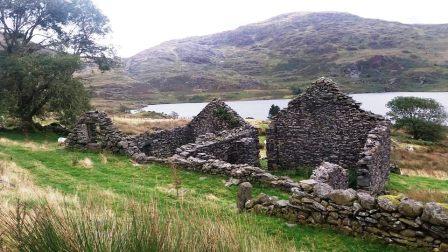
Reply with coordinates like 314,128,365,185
85,12,448,104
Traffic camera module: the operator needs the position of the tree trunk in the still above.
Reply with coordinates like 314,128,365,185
19,115,38,131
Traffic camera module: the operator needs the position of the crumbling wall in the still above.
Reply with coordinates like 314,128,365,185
67,99,260,167
134,126,194,158
175,127,260,167
66,111,129,153
357,122,391,193
267,77,391,194
188,99,247,137
243,179,448,250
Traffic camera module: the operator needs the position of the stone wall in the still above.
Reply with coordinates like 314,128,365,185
357,121,391,193
66,99,260,167
66,111,130,153
188,99,248,138
243,179,448,250
168,151,299,192
267,77,391,194
175,127,260,167
134,127,194,158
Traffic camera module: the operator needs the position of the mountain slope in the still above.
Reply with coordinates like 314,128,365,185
89,12,448,104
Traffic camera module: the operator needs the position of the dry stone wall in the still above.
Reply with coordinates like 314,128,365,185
267,77,391,194
243,179,448,250
134,127,194,158
357,121,391,193
188,99,248,137
66,111,130,153
66,99,260,167
175,128,260,167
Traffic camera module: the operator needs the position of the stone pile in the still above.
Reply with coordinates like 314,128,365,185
175,127,259,167
267,77,391,194
243,178,448,250
168,153,299,192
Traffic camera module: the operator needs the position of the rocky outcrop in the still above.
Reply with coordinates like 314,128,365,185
267,78,391,194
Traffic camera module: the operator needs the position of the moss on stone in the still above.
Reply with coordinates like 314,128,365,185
378,194,402,206
213,107,240,128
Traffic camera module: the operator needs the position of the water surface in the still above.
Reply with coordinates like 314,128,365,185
136,92,448,120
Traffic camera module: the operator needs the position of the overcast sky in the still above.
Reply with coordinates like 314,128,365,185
92,0,448,57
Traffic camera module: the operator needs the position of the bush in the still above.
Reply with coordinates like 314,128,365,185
400,118,446,142
268,105,280,119
387,97,447,142
289,85,302,95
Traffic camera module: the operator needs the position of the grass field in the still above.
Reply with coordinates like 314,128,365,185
0,130,421,251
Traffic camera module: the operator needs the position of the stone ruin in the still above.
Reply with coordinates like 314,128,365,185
66,99,260,167
64,79,448,249
267,77,391,194
65,111,130,153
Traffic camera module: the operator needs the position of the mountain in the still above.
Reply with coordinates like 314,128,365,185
87,12,448,103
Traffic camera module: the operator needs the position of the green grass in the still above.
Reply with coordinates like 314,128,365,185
0,130,416,251
387,173,448,193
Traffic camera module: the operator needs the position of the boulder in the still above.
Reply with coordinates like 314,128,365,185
313,182,333,199
225,178,240,187
398,198,424,218
311,162,348,189
357,192,376,210
328,189,357,206
377,195,400,212
299,179,318,192
421,202,448,226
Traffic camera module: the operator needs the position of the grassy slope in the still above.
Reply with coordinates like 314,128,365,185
0,131,413,252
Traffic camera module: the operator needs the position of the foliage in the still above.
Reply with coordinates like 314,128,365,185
268,104,281,119
0,0,114,66
118,104,131,113
0,53,90,127
289,85,303,95
214,107,240,127
0,0,113,128
387,97,447,141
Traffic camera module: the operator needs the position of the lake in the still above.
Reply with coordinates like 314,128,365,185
135,92,448,120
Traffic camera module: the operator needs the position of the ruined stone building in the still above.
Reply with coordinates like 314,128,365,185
267,78,391,194
66,99,260,166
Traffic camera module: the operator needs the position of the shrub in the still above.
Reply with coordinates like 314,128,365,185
268,105,280,119
387,96,447,142
289,85,303,95
214,108,240,128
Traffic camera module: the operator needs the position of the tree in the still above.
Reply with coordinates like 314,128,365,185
386,96,447,141
289,84,302,95
268,104,280,119
0,0,114,128
0,53,90,127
